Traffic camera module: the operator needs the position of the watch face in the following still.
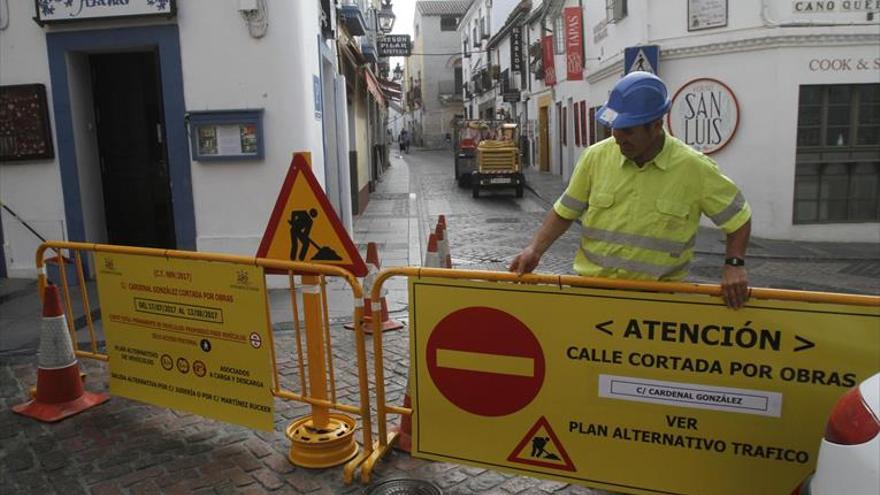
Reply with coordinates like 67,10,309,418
726,257,744,266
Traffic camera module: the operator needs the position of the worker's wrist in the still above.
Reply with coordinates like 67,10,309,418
724,257,745,267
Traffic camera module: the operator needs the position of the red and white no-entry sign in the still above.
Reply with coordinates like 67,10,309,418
426,307,545,416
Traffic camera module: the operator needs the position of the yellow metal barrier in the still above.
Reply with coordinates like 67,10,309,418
363,266,880,479
34,241,375,484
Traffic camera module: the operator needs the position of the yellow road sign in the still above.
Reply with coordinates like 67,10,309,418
96,253,274,431
257,152,366,276
409,277,880,495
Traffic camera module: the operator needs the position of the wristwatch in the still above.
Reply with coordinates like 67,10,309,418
724,257,746,267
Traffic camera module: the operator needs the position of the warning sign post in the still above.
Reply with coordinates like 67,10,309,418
408,277,880,494
96,252,275,431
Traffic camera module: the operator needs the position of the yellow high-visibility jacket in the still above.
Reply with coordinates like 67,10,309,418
553,133,751,280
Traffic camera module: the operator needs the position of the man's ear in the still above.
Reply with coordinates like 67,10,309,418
649,119,664,135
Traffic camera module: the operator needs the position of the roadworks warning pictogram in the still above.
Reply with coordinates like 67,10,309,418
507,416,576,472
257,152,366,276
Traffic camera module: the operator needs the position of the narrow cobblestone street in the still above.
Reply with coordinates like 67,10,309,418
1,148,878,495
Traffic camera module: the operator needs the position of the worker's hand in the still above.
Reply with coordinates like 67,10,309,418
721,265,749,309
509,246,542,276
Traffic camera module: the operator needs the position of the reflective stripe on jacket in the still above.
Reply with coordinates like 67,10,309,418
553,133,751,281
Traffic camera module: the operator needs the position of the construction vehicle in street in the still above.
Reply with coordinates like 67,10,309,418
452,120,525,197
472,122,524,198
452,119,480,187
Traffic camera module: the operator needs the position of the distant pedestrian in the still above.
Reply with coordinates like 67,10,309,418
399,129,410,154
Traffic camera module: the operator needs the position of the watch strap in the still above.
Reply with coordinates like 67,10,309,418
725,257,745,267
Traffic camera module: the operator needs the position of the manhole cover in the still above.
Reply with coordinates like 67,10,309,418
364,479,442,495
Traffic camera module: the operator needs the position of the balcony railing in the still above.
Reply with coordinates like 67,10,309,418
438,80,463,104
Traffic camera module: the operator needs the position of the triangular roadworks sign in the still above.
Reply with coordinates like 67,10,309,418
507,416,576,472
257,152,367,276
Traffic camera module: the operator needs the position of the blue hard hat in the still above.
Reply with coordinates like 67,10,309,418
596,71,671,129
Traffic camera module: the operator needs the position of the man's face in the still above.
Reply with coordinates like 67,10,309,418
611,121,662,163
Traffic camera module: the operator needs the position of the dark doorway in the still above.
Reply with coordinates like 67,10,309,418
90,51,175,249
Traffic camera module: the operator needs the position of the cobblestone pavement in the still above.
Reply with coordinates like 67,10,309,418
1,148,877,495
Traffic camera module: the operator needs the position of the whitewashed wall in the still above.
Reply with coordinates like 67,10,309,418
0,1,64,277
0,0,328,277
582,0,880,242
179,0,325,255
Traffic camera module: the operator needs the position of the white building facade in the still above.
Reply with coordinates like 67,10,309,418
407,1,469,149
0,1,376,278
464,0,880,242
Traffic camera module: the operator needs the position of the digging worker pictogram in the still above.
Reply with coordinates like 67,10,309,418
287,208,343,262
510,71,752,308
289,208,319,261
531,436,548,457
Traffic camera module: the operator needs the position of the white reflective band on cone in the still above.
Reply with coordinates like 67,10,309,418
38,315,77,369
437,239,449,265
363,266,379,292
371,301,383,312
424,252,441,268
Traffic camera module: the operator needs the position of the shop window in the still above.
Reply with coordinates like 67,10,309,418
580,101,588,146
562,106,567,146
797,84,879,148
794,84,880,223
574,103,581,147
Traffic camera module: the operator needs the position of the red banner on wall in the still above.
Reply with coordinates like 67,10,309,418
542,35,556,86
564,7,584,81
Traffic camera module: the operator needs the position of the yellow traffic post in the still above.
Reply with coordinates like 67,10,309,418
282,153,360,469
285,274,359,468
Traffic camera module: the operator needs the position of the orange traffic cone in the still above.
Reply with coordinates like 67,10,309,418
345,243,404,334
390,389,413,453
13,284,108,422
435,222,451,268
423,233,441,268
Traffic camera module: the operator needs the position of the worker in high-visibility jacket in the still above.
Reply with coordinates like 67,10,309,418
509,72,752,309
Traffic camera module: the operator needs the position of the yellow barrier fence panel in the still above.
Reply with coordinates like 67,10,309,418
408,276,880,495
95,252,274,431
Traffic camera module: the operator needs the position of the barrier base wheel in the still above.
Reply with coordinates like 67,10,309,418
286,413,359,468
